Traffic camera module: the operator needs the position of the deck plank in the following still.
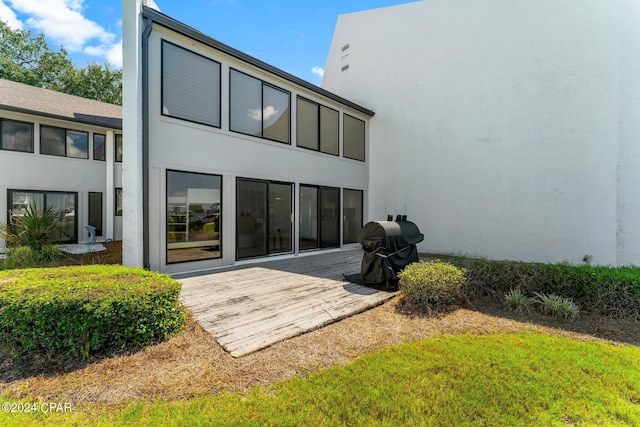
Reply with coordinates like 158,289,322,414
178,249,396,357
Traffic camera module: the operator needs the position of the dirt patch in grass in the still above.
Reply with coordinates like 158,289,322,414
1,294,638,408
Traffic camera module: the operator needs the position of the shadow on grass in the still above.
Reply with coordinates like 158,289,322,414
0,346,144,382
395,293,640,348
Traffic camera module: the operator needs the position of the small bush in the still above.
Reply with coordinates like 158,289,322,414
399,261,466,308
504,288,533,313
0,244,65,270
534,292,580,320
0,265,186,359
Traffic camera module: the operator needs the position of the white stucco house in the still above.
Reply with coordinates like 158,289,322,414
122,0,640,273
123,1,371,273
0,78,123,249
322,0,640,266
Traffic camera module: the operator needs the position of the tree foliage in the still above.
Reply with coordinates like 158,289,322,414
0,20,121,105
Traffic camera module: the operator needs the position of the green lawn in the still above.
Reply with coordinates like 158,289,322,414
2,332,639,426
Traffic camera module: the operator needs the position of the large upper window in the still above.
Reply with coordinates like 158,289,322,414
296,97,339,155
1,119,33,153
343,114,365,162
230,69,290,144
162,40,221,127
40,126,88,159
8,190,78,243
167,170,222,264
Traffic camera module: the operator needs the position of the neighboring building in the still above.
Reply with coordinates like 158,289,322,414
322,0,640,266
123,1,373,273
0,78,123,249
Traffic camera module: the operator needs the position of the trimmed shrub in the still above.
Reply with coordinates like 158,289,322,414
0,265,186,359
398,261,466,308
458,259,640,320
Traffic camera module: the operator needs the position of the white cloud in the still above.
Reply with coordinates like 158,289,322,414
0,1,22,29
5,0,121,67
311,66,325,78
106,40,122,68
248,106,280,121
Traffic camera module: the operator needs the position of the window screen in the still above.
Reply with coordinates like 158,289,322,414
162,40,221,127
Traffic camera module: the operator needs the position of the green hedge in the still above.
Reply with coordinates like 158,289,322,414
0,265,186,359
398,261,466,308
458,259,640,320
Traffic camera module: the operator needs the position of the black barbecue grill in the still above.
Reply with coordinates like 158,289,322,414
354,217,424,288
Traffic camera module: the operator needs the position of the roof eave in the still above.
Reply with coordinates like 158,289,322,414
0,104,123,130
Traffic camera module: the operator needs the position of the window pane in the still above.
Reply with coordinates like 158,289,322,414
320,106,339,155
263,85,290,143
115,134,123,162
343,189,363,244
162,41,221,127
299,185,318,250
93,134,105,161
320,187,340,248
88,192,103,236
115,188,123,216
230,70,262,137
343,114,365,161
269,183,292,254
40,126,65,156
1,120,33,152
47,192,77,243
9,191,44,220
66,130,88,159
167,170,222,264
296,98,318,150
237,179,268,259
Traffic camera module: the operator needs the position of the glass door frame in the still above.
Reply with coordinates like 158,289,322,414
235,177,294,260
298,184,341,251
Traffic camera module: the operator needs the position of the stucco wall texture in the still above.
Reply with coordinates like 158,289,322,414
323,0,640,265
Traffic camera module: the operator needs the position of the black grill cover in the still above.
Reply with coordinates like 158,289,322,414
357,220,424,285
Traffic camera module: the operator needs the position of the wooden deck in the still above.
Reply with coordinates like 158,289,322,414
177,249,396,357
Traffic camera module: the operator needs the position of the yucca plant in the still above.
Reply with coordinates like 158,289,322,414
534,292,580,319
504,288,533,313
0,205,60,251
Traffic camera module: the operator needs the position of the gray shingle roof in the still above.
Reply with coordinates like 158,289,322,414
0,78,122,130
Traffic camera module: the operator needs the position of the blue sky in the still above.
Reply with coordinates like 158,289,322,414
0,0,418,84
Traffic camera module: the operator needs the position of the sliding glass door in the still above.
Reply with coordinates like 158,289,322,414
7,190,77,243
299,185,340,250
237,178,293,260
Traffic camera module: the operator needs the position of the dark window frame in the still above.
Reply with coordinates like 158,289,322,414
229,68,291,145
115,134,123,162
0,118,34,153
161,39,222,128
296,96,339,156
236,177,294,260
115,187,123,216
7,189,78,244
40,125,89,159
299,184,341,251
93,133,106,161
166,169,223,265
343,113,366,162
342,188,364,244
88,191,103,237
